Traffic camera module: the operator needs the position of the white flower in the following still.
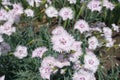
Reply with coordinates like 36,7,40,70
71,41,82,52
39,56,63,80
69,51,83,62
0,8,8,21
27,0,34,7
35,0,42,7
69,41,83,62
7,10,21,23
74,20,90,34
68,0,76,4
39,66,52,80
0,75,5,80
88,36,99,50
103,27,112,38
0,22,16,36
52,26,67,35
105,37,114,47
73,60,81,70
59,7,74,21
84,52,100,73
45,6,58,18
24,9,34,17
112,24,119,32
12,3,23,15
0,35,3,42
32,47,47,58
2,0,12,5
103,0,115,10
27,0,42,7
52,33,75,52
72,69,95,80
87,0,102,12
14,45,28,59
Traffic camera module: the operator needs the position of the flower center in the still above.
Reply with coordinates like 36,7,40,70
79,77,85,80
59,38,67,45
88,59,94,65
79,23,85,28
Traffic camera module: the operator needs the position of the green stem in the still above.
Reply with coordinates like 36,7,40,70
76,3,85,20
64,20,68,28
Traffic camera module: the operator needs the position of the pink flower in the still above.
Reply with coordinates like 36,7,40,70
88,36,99,50
84,51,100,73
52,33,75,52
12,3,23,15
68,0,76,4
0,22,16,36
59,7,74,21
72,69,95,80
0,35,4,42
74,20,90,34
103,0,115,10
13,45,28,59
0,8,8,21
24,9,34,17
112,24,119,32
39,66,52,80
87,0,102,12
32,47,47,58
45,6,58,18
52,26,67,35
0,75,5,80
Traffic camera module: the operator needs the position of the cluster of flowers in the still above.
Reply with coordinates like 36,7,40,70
45,0,115,20
0,0,120,80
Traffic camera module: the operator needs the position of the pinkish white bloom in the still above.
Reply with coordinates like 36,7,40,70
7,10,21,23
103,27,112,38
27,0,42,7
0,75,5,80
88,36,99,50
60,69,66,74
52,26,67,35
59,7,74,21
52,33,75,52
39,66,53,80
73,60,81,70
87,0,102,12
71,41,82,52
24,9,34,17
2,0,12,5
45,6,58,18
103,0,115,10
32,47,47,58
0,22,16,36
69,51,83,62
105,37,114,47
27,0,34,7
39,56,62,80
84,52,100,73
12,3,23,15
0,8,8,21
35,0,42,7
68,0,76,4
74,20,90,33
13,45,28,59
0,35,3,42
72,69,95,80
112,24,119,32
